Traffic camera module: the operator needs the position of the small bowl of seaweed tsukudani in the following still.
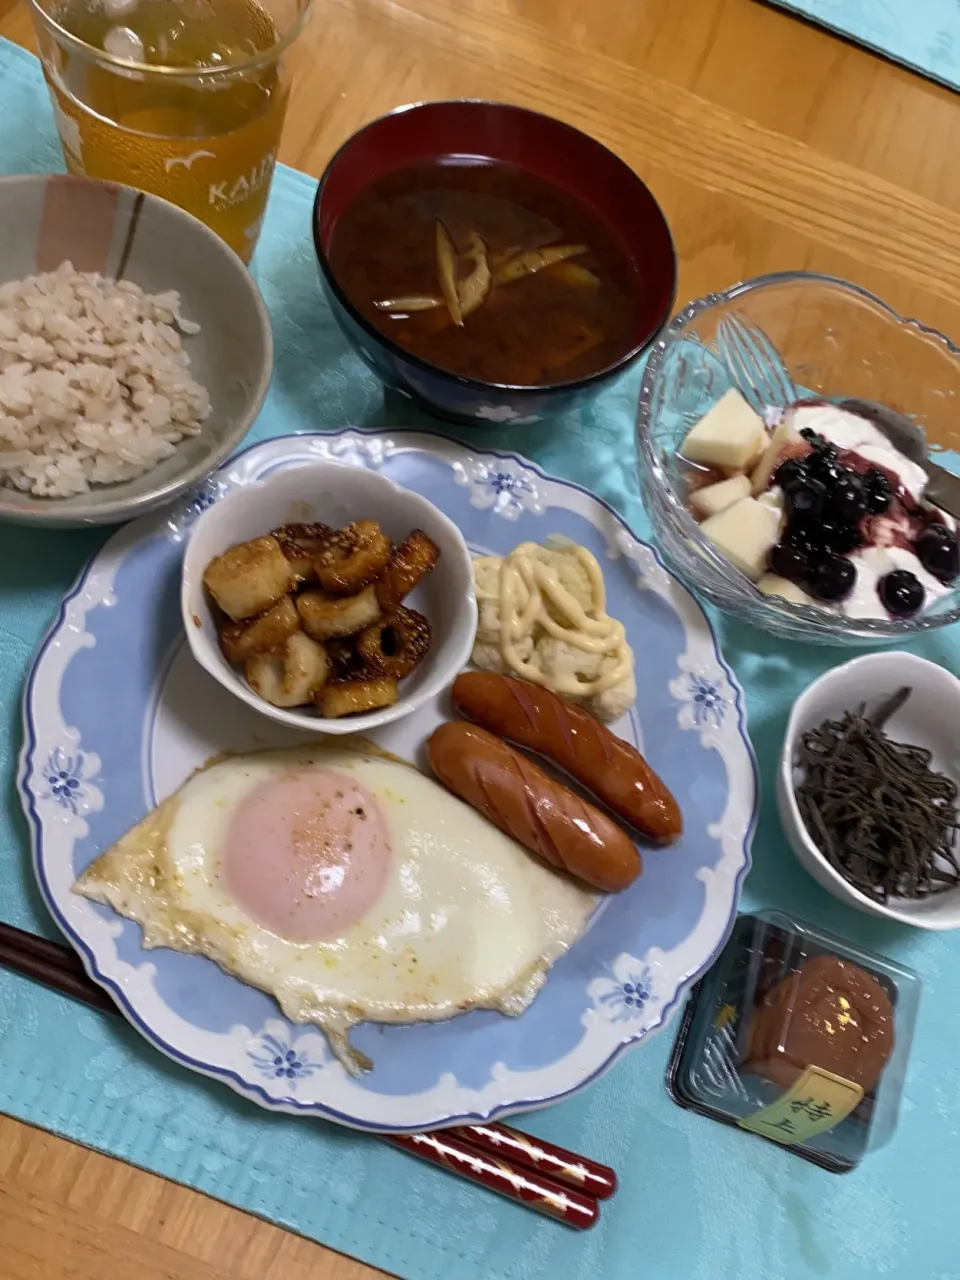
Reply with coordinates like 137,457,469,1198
778,651,960,930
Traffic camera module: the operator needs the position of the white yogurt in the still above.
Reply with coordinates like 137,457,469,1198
841,545,952,619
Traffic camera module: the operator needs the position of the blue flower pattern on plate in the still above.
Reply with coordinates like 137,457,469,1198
165,484,221,542
492,474,539,517
42,747,90,814
688,674,725,728
181,488,218,523
248,1033,324,1082
595,966,654,1023
453,459,543,520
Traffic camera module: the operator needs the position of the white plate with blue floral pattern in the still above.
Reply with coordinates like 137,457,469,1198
19,430,757,1133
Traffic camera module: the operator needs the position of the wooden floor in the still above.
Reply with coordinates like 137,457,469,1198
0,1115,368,1278
2,0,960,1274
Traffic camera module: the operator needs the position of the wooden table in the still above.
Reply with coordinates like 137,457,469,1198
1,0,959,1274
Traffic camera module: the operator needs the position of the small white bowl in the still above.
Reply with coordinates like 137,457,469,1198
181,461,478,735
778,651,960,930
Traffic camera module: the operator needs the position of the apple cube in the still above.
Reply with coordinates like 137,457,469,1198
758,573,813,605
681,389,768,472
756,489,785,516
700,496,782,582
750,421,805,494
690,474,752,520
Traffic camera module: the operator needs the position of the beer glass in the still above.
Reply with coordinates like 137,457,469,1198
28,0,312,263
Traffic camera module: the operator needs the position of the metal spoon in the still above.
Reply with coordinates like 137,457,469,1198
839,398,960,521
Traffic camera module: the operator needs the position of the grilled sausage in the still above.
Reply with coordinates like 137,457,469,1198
451,671,682,845
426,722,642,892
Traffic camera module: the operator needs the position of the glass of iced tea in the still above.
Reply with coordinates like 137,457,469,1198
28,0,312,263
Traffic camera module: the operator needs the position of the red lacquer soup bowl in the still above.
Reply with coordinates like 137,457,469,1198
312,100,677,426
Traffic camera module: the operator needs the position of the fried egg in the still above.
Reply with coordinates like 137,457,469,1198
74,742,596,1073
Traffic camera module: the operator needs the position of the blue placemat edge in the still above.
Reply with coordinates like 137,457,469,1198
758,0,960,95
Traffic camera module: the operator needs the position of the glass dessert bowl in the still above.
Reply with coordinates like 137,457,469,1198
636,271,960,644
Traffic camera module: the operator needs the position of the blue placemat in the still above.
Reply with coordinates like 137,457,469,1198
760,0,960,93
1,37,959,1280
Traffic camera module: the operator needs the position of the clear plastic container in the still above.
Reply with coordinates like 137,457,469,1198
666,911,921,1172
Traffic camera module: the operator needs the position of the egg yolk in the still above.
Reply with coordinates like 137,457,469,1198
221,768,391,941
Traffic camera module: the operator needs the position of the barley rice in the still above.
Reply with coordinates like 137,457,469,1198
0,261,211,498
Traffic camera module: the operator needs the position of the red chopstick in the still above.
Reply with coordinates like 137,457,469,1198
0,921,614,1226
386,1131,599,1227
447,1122,616,1201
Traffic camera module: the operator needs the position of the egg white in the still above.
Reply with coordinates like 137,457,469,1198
74,742,596,1073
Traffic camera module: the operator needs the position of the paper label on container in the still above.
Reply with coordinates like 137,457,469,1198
739,1065,864,1144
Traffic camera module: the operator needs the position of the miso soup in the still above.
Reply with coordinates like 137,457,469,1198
328,159,639,387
